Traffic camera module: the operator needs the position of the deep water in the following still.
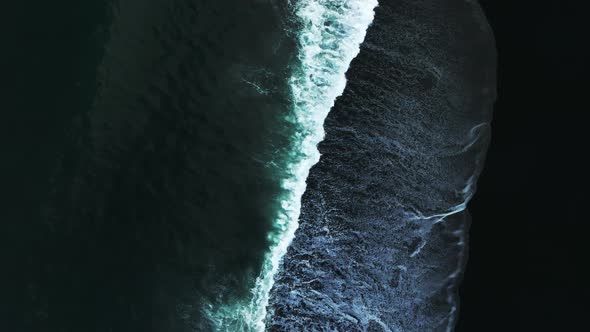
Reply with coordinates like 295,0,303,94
7,0,300,331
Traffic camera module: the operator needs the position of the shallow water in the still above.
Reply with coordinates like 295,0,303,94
267,0,496,331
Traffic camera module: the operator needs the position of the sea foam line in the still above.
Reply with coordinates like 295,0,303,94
204,1,378,330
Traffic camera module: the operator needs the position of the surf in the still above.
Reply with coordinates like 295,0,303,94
204,1,379,330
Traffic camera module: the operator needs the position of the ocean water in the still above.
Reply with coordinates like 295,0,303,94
27,1,298,331
7,0,376,331
4,0,494,331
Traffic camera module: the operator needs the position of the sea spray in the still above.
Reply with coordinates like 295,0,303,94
204,0,378,330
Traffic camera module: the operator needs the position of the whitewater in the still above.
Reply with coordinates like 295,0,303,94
203,0,379,330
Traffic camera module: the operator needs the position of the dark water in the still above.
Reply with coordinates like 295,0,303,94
3,0,494,331
6,1,299,331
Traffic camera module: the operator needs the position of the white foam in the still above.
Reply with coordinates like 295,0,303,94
204,1,378,330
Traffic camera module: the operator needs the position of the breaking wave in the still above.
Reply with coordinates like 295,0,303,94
204,0,379,330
